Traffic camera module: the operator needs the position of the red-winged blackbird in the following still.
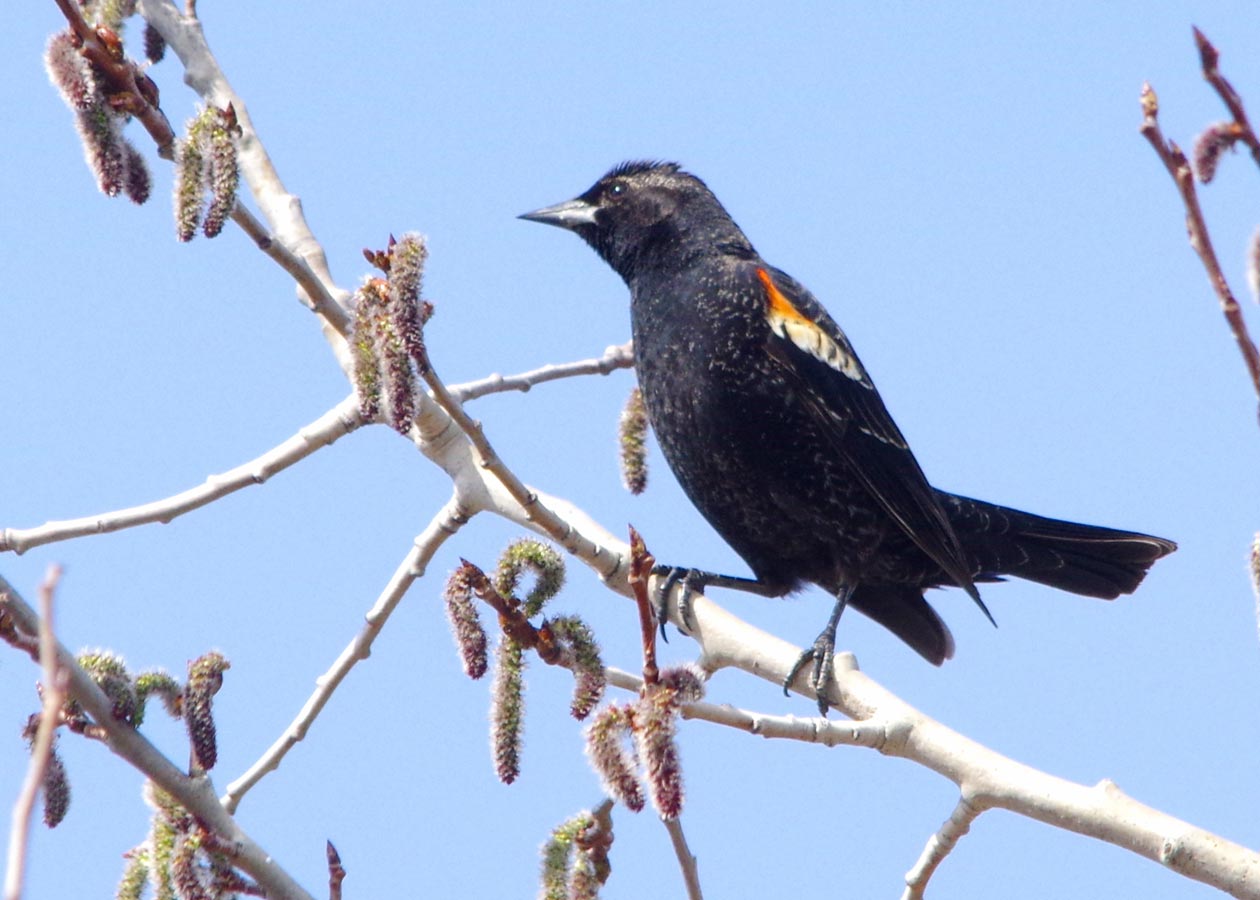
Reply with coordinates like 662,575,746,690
521,161,1176,711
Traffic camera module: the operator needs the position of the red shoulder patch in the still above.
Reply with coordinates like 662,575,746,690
756,268,866,382
756,268,812,326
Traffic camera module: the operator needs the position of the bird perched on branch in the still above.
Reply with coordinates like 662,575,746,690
521,161,1175,713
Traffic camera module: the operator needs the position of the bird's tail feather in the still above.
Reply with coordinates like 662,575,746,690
941,493,1176,600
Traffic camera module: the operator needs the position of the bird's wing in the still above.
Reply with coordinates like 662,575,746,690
753,265,985,609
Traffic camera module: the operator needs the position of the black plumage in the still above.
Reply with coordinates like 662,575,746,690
521,161,1175,710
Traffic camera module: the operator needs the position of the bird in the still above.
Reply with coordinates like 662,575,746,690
520,161,1176,713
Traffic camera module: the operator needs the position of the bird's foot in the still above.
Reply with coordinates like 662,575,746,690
649,565,709,639
783,634,837,717
783,588,850,716
649,566,782,640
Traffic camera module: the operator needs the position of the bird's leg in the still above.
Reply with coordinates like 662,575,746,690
783,585,853,716
650,565,779,639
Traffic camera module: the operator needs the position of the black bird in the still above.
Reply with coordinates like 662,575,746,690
521,161,1175,712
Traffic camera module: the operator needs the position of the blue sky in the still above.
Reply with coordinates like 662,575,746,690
4,2,1260,897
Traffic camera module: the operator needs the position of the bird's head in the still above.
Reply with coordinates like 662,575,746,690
519,161,752,281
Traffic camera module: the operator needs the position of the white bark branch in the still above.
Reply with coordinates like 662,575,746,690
617,591,1260,898
662,817,704,900
0,346,635,558
0,396,362,556
222,495,470,812
450,341,634,402
139,0,354,373
903,796,979,899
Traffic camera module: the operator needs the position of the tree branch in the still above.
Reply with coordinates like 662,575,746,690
1139,74,1260,414
51,0,176,156
222,495,470,812
3,566,65,900
228,203,352,339
0,395,362,555
1194,26,1260,170
0,337,639,559
0,578,315,900
410,357,628,585
608,579,1260,899
138,0,354,370
449,341,634,402
902,796,979,899
662,817,704,900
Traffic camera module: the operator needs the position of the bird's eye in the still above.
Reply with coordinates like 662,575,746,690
607,181,627,199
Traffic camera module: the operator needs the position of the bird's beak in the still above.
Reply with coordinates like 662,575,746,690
518,198,599,230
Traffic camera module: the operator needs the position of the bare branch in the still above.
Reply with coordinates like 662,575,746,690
662,817,704,900
449,341,634,402
603,666,907,751
902,797,980,899
0,396,362,555
222,495,469,812
0,341,637,558
4,566,66,900
229,203,352,339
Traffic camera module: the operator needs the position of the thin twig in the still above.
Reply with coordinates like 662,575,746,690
662,818,704,900
627,527,659,686
0,396,362,555
1139,81,1260,410
1194,27,1260,169
4,566,66,900
603,667,893,750
52,0,176,155
222,495,469,812
449,342,634,402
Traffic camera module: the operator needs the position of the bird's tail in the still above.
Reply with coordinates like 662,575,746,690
939,493,1177,599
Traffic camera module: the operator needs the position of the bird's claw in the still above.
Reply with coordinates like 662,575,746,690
650,565,707,639
783,635,837,717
